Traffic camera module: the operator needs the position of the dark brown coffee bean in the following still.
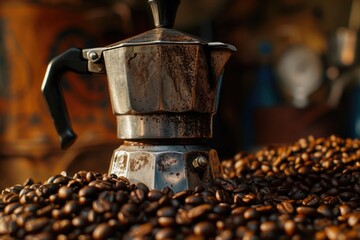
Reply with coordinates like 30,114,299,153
25,218,50,233
176,210,192,225
79,186,98,198
58,186,73,200
72,216,88,228
161,187,174,197
88,209,103,223
216,190,231,203
130,189,146,204
260,221,278,232
36,205,54,217
213,203,231,215
243,208,260,220
52,219,72,233
284,220,296,236
92,199,111,213
24,232,54,240
302,194,320,207
92,222,114,240
158,217,176,227
16,212,33,227
187,204,211,219
62,200,80,215
135,182,150,195
3,193,19,204
4,202,21,215
185,195,204,205
155,228,176,240
317,205,333,217
157,206,176,218
194,221,215,237
276,201,294,214
296,206,317,216
148,190,163,202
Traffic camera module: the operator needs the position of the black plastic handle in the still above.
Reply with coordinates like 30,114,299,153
41,48,89,149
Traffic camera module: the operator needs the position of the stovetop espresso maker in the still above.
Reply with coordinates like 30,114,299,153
42,0,236,192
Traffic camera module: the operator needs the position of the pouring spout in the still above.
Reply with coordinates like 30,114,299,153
209,42,237,84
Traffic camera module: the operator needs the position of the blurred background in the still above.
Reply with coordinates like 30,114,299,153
0,0,359,189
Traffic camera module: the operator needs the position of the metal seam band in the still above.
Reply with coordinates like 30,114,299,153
116,114,212,139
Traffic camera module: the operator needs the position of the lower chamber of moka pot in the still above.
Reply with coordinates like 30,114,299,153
108,142,223,192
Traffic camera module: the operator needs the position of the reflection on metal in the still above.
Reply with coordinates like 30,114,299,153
109,144,221,192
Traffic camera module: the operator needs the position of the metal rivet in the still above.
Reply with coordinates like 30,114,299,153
192,155,208,171
89,51,99,62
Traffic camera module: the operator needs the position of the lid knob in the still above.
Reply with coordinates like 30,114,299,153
148,0,180,28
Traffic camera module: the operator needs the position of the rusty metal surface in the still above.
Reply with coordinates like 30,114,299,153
108,144,222,192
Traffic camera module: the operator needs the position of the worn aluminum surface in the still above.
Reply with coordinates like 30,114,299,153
116,114,212,139
108,143,222,192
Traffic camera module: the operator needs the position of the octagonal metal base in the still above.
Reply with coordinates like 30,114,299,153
108,143,223,192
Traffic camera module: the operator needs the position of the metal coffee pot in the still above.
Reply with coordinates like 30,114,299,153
42,0,236,192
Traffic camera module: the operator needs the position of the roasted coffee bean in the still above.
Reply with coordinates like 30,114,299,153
78,186,98,198
148,190,163,202
157,206,176,218
4,202,21,215
296,206,317,216
276,201,294,214
92,199,111,213
72,216,88,228
185,195,204,205
317,205,333,218
92,223,114,240
193,221,215,237
1,136,360,239
243,208,260,220
130,189,146,204
187,204,211,219
58,186,73,200
158,217,176,227
52,219,72,234
25,218,50,233
155,228,176,240
302,194,320,207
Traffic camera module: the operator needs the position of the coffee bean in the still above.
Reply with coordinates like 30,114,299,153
243,208,260,220
317,205,333,217
276,201,294,214
302,194,320,207
52,219,72,234
187,204,211,219
148,190,163,202
296,206,317,216
79,186,98,198
185,195,204,205
193,221,215,237
93,222,114,240
155,228,176,239
4,202,21,215
284,220,296,236
58,186,73,200
25,218,50,233
130,189,146,204
157,206,176,218
158,217,176,227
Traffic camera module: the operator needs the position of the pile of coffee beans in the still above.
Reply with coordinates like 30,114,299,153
1,135,360,239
